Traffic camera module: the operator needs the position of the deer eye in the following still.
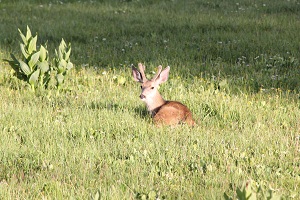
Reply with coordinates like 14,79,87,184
151,87,154,89
140,86,143,89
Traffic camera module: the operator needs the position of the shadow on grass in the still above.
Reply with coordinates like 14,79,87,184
90,101,120,111
89,101,149,120
133,105,149,120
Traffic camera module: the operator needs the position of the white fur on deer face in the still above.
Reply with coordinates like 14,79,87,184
132,63,170,111
140,80,159,102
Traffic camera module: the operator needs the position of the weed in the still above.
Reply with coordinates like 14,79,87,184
4,26,73,92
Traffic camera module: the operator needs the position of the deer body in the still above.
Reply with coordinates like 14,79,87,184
132,63,195,126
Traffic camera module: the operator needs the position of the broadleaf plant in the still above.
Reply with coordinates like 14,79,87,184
5,26,73,92
53,39,74,91
5,26,50,90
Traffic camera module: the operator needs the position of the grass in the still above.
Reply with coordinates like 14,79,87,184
0,0,300,199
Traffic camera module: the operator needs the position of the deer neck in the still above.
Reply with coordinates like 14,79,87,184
144,92,166,114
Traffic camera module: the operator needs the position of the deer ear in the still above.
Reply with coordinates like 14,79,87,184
132,66,143,82
156,66,170,84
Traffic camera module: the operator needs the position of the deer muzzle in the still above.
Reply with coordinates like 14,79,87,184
140,94,146,99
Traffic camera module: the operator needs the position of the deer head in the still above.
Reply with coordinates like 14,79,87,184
132,63,170,111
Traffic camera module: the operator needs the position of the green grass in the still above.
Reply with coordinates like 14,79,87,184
0,0,300,199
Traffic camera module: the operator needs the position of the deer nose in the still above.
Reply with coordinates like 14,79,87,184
140,94,146,99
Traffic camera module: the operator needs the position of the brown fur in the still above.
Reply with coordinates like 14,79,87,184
152,101,195,126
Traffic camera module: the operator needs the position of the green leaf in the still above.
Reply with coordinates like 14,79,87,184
60,39,67,50
38,61,49,73
56,73,64,85
54,49,58,57
223,193,233,200
28,51,40,69
20,43,29,59
19,60,31,75
64,46,71,61
18,28,28,45
117,76,126,85
91,190,101,200
66,62,73,71
26,25,32,40
58,59,67,73
28,35,37,54
58,39,67,60
58,49,63,60
39,45,48,61
29,69,40,86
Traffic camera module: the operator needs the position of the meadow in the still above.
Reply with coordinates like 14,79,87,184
0,0,300,199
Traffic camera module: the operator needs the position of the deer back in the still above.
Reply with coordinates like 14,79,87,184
152,101,195,126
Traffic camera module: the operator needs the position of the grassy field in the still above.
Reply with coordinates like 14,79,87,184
0,0,300,199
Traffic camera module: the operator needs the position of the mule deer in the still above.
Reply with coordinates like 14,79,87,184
132,63,195,126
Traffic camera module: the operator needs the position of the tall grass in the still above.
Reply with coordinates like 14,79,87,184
0,0,300,199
